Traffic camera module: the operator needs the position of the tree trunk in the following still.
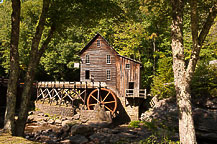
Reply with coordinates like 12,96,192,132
171,0,197,143
15,0,51,136
4,0,20,135
15,56,39,136
15,28,54,136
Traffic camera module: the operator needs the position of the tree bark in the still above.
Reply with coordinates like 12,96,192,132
15,0,51,136
171,0,217,143
4,0,20,135
171,0,197,143
186,2,217,80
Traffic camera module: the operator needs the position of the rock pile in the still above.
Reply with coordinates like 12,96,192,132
140,96,217,143
26,110,151,144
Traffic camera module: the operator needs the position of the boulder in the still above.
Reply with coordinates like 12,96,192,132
141,96,217,142
194,108,217,141
47,119,55,124
80,104,112,123
95,104,112,122
89,132,111,143
60,139,71,144
62,120,72,127
70,124,94,136
72,113,80,120
69,135,88,144
55,119,62,124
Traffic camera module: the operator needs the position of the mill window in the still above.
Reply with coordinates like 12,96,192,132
106,70,111,80
97,40,100,47
106,55,111,64
85,54,90,64
126,64,130,69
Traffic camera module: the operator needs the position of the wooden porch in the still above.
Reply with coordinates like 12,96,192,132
125,89,147,98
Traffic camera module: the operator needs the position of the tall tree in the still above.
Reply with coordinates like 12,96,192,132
171,0,217,143
15,0,51,136
2,0,123,136
4,0,21,134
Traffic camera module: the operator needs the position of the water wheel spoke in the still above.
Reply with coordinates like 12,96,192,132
87,88,117,114
103,101,115,104
90,94,100,103
89,103,97,106
102,92,110,102
104,105,113,112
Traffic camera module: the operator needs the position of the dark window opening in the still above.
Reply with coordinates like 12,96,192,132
126,64,130,69
129,82,134,89
85,70,90,79
97,40,100,47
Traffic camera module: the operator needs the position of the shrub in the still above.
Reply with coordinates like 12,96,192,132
151,57,176,99
191,62,217,104
129,120,141,128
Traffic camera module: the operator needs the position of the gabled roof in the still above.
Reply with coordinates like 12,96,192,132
79,33,142,65
79,33,119,55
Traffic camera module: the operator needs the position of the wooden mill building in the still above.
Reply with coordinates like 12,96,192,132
35,33,146,121
79,33,143,98
79,33,146,120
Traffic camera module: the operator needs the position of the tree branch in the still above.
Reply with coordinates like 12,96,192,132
30,0,50,56
38,25,55,60
186,2,217,81
198,3,217,45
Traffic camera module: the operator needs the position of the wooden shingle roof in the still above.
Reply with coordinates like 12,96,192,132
79,33,142,65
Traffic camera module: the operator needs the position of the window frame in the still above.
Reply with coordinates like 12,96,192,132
97,40,100,47
126,63,130,69
85,54,90,64
106,69,111,80
85,70,90,79
128,82,134,89
106,55,111,64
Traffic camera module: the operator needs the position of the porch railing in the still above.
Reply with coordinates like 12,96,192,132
125,89,146,99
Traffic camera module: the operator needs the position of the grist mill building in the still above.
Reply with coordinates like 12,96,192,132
79,33,146,120
35,33,146,121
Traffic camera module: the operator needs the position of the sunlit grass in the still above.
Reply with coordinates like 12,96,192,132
0,133,40,144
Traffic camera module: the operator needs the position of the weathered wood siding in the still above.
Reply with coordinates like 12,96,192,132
80,36,117,90
116,57,140,97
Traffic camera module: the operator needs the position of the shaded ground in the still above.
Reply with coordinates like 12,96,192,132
23,110,153,144
0,132,40,144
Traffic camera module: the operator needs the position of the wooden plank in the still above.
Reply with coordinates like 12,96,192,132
37,81,107,89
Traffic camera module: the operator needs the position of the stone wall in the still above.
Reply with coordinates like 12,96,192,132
118,97,142,121
35,103,74,117
35,97,143,123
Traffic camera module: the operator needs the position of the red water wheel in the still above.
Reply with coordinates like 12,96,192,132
87,88,117,114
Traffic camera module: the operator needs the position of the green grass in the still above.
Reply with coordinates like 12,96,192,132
0,133,40,144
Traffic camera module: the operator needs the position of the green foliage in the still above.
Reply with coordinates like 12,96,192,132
191,62,217,101
0,1,11,75
129,120,141,128
0,0,216,94
128,120,179,144
151,57,176,99
139,135,179,144
142,120,158,131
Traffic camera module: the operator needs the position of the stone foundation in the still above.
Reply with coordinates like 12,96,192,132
35,102,74,117
80,110,112,122
35,97,143,122
119,97,142,121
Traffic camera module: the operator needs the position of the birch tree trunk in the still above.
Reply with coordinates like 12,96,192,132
171,0,217,143
4,0,20,134
171,0,197,143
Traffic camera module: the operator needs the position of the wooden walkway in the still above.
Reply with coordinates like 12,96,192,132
36,81,107,107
